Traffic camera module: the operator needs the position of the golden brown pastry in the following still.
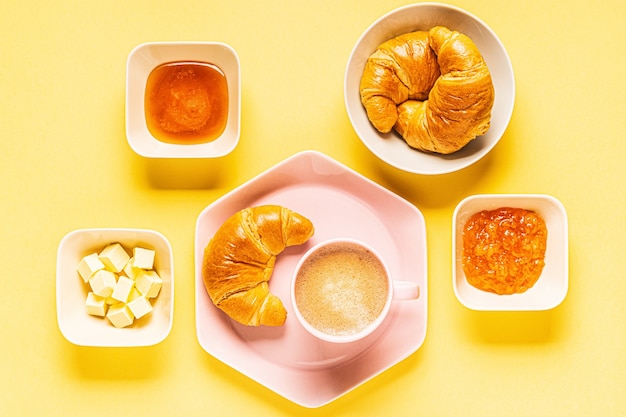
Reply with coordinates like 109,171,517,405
202,205,314,326
360,30,440,134
360,26,495,154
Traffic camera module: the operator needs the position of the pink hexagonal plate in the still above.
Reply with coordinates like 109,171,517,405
194,150,427,408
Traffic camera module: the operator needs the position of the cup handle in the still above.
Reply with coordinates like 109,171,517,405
392,281,420,300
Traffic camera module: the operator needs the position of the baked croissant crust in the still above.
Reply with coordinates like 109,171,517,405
202,205,314,326
360,26,495,154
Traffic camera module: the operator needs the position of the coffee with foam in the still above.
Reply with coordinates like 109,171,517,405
294,241,389,337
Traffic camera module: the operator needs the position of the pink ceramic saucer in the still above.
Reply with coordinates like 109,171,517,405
194,150,427,408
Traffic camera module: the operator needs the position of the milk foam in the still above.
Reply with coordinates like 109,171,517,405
294,242,389,336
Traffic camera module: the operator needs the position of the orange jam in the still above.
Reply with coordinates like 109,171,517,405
145,61,228,144
462,207,547,295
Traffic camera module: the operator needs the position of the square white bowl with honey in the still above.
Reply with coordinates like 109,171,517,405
453,194,568,311
126,42,240,158
56,228,174,347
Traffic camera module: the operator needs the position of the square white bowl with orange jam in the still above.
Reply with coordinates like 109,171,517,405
126,42,240,158
453,194,568,311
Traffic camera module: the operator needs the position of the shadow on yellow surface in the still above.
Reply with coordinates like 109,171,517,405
67,344,168,380
143,156,233,190
461,307,567,345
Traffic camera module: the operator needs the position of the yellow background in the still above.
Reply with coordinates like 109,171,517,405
1,0,624,415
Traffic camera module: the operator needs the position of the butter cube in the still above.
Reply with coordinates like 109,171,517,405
123,257,142,280
127,296,153,319
133,247,155,270
85,292,107,317
76,253,105,282
89,269,117,298
106,303,134,328
111,276,134,303
99,243,130,273
135,270,162,298
127,287,142,302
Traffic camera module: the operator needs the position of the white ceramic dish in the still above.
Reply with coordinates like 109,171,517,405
56,228,174,347
195,150,428,408
452,194,568,311
126,42,241,158
344,3,515,175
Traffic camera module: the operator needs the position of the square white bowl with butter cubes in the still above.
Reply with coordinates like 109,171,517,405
56,228,174,347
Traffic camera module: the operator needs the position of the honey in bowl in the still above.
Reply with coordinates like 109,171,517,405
462,207,547,295
144,61,228,144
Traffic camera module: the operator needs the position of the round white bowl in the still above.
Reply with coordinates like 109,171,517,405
452,194,568,311
56,228,174,347
344,3,515,175
126,42,241,158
